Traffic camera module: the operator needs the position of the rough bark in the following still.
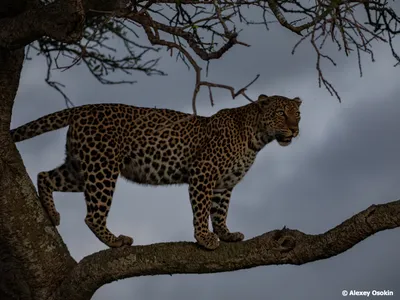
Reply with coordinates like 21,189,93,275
0,48,76,300
0,1,399,300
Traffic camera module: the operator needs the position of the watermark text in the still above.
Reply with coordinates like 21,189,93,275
342,290,394,297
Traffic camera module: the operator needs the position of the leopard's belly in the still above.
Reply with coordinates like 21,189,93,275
120,154,189,185
120,145,256,190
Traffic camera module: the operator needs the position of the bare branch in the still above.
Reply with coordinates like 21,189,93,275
134,73,260,135
13,0,399,106
56,199,400,300
198,73,260,105
26,13,166,105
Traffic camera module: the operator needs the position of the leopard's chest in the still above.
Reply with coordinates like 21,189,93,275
215,152,257,190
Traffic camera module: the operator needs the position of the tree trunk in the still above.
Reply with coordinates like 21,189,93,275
0,48,76,300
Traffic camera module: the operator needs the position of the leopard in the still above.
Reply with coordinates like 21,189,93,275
10,94,302,250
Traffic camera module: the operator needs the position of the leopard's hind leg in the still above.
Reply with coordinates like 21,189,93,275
81,156,133,248
37,159,84,226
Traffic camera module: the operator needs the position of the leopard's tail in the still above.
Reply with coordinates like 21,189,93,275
10,106,83,143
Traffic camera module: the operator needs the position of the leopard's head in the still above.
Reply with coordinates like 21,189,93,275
257,94,302,147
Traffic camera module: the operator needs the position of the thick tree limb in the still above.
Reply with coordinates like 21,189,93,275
0,0,85,49
55,200,400,300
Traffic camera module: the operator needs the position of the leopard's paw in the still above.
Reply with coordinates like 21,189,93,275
109,235,134,248
214,226,244,242
195,231,220,250
218,231,244,242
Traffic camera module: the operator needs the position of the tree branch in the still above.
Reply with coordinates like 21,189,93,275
10,0,398,107
0,0,85,49
56,199,400,300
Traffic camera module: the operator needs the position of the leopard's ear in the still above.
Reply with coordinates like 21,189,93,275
257,94,269,101
293,97,302,106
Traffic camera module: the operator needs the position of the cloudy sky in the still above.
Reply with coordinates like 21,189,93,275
11,5,400,300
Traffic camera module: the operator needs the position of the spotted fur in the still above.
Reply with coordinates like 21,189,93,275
10,94,302,250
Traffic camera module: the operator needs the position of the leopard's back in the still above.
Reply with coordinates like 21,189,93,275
63,103,208,186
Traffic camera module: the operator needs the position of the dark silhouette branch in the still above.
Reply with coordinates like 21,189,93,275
55,199,400,300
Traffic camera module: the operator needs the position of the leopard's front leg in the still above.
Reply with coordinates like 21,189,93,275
211,189,244,242
188,161,220,250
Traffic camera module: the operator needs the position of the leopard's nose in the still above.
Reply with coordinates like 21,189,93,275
290,128,298,137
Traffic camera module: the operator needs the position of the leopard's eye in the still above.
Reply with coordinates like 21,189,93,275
277,111,284,116
295,111,300,117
